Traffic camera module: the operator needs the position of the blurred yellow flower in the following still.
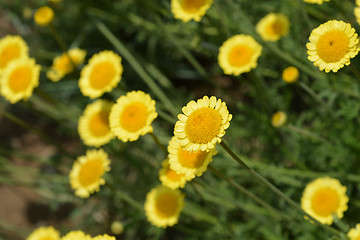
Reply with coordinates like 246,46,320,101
171,0,213,22
218,34,262,76
69,149,111,198
61,231,91,240
0,57,40,104
34,6,54,26
307,20,359,73
0,35,29,73
92,235,116,240
26,226,60,240
304,0,330,4
110,221,124,235
174,96,232,152
348,224,360,240
78,99,115,147
109,90,157,142
355,1,360,26
301,177,348,225
282,66,299,83
79,50,123,99
271,111,287,128
144,185,185,228
168,136,216,179
159,158,188,189
256,13,289,42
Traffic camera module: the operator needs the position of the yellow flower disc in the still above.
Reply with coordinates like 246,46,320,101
0,35,29,72
159,159,188,189
61,231,91,240
171,0,213,22
282,66,299,83
271,111,287,128
34,6,54,26
301,177,348,225
256,13,290,42
348,224,360,240
26,226,60,240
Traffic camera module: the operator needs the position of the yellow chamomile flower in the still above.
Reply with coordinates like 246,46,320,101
256,13,290,42
0,57,41,104
79,50,123,99
61,231,91,240
34,6,54,26
304,0,330,4
174,96,232,152
271,111,287,128
69,149,111,198
168,136,217,179
282,66,299,83
26,226,60,240
171,0,213,22
144,185,185,228
307,20,359,73
78,99,115,147
355,0,360,26
218,34,262,76
348,224,360,240
301,177,348,225
0,35,29,73
109,90,157,142
159,159,188,189
92,235,116,240
47,48,87,82
110,221,124,235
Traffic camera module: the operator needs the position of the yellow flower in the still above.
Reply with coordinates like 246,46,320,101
61,231,91,240
92,235,116,240
79,50,123,99
307,20,359,73
109,90,158,142
159,158,189,189
144,185,185,228
256,13,289,42
171,0,213,22
0,35,29,73
110,221,124,235
271,111,287,128
47,48,87,82
304,0,330,4
218,34,262,76
174,96,232,152
168,136,217,179
26,226,60,240
301,177,348,225
34,6,54,26
0,57,41,104
69,149,111,198
355,1,360,27
78,99,115,147
348,224,360,240
282,66,299,83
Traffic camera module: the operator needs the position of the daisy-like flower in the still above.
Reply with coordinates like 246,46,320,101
174,96,232,152
26,226,60,240
307,20,359,73
271,111,287,128
92,235,116,240
109,90,157,142
171,0,213,22
0,35,29,73
69,149,111,198
144,185,185,228
159,158,189,189
78,99,115,147
34,6,54,26
79,50,123,99
0,57,41,104
47,48,87,82
348,224,360,240
218,34,262,76
282,66,299,83
256,13,290,42
301,177,349,225
61,231,91,240
304,0,330,4
168,136,217,179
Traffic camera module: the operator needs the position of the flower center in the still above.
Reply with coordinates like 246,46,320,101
265,21,283,36
8,66,32,93
0,43,21,68
78,159,104,187
155,192,178,218
166,166,184,181
311,187,340,217
89,110,110,137
228,44,253,67
89,61,116,90
54,55,73,74
185,107,221,144
178,149,207,168
316,30,349,63
181,0,206,13
120,102,148,132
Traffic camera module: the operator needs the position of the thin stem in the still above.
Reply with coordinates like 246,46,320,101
285,124,332,145
106,180,143,211
349,63,360,82
149,132,167,156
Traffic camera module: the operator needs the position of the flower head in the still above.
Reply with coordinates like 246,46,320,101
61,231,91,240
159,158,189,189
304,0,330,4
26,226,60,240
92,235,116,240
174,96,232,152
355,1,360,26
0,35,29,73
307,20,359,73
144,185,185,228
109,90,157,142
79,50,123,99
0,57,40,104
271,111,287,128
69,149,111,198
78,99,115,147
110,221,124,235
256,13,290,42
348,224,360,240
282,66,299,83
34,6,54,26
301,177,348,225
218,34,262,76
171,0,213,22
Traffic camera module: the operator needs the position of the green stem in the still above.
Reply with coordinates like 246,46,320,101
106,180,143,211
285,124,332,144
149,132,168,156
298,82,334,115
349,63,360,82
